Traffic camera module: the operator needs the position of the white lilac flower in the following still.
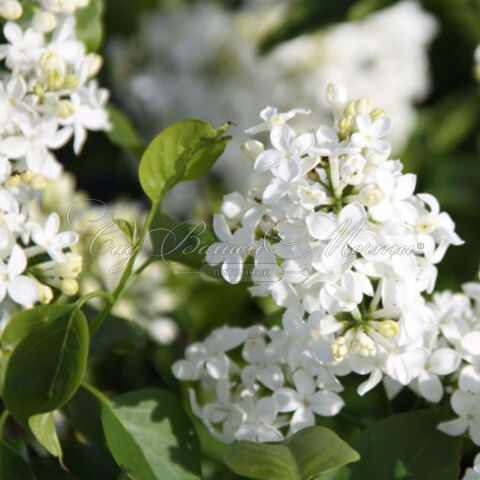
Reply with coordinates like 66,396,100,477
174,83,467,444
173,324,344,444
275,370,344,433
0,0,110,321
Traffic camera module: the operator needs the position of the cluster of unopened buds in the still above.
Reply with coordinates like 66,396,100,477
173,83,480,476
0,0,110,322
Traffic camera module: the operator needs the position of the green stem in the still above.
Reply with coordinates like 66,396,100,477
90,201,159,336
82,381,110,404
76,291,113,311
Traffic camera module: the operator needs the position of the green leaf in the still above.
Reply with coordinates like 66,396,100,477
64,443,120,479
0,305,90,422
75,0,104,52
28,412,62,459
106,104,145,157
0,439,34,480
349,409,462,480
63,386,106,447
100,388,201,480
138,119,230,203
225,426,360,480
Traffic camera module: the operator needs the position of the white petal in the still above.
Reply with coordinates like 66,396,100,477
461,332,480,356
290,408,315,433
310,391,344,416
427,348,460,376
270,124,293,152
357,369,382,396
275,388,301,412
221,255,243,284
371,117,392,137
44,212,60,237
459,366,480,395
206,354,229,379
1,136,27,158
7,276,38,306
395,174,417,200
418,372,443,403
254,149,283,172
306,212,337,240
437,418,468,437
451,390,475,417
212,214,231,243
339,203,366,226
171,360,198,380
293,370,315,397
7,244,26,276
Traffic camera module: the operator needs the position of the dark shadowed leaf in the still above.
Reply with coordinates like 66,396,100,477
350,409,462,480
0,439,34,479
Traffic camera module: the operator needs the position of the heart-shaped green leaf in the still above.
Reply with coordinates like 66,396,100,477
100,388,201,480
138,119,230,203
225,426,360,480
0,305,89,423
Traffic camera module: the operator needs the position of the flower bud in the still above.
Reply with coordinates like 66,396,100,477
39,284,54,304
56,101,75,119
376,320,399,338
0,0,22,20
32,10,57,33
356,98,373,113
86,53,103,77
370,108,386,122
344,101,357,118
5,174,21,187
20,170,34,183
31,176,48,190
241,139,264,160
46,70,65,91
57,253,83,278
332,336,349,361
326,82,347,106
63,75,79,90
41,52,60,72
354,332,376,357
61,279,79,296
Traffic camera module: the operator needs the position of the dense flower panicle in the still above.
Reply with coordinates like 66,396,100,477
173,83,466,444
0,0,110,324
173,324,344,443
